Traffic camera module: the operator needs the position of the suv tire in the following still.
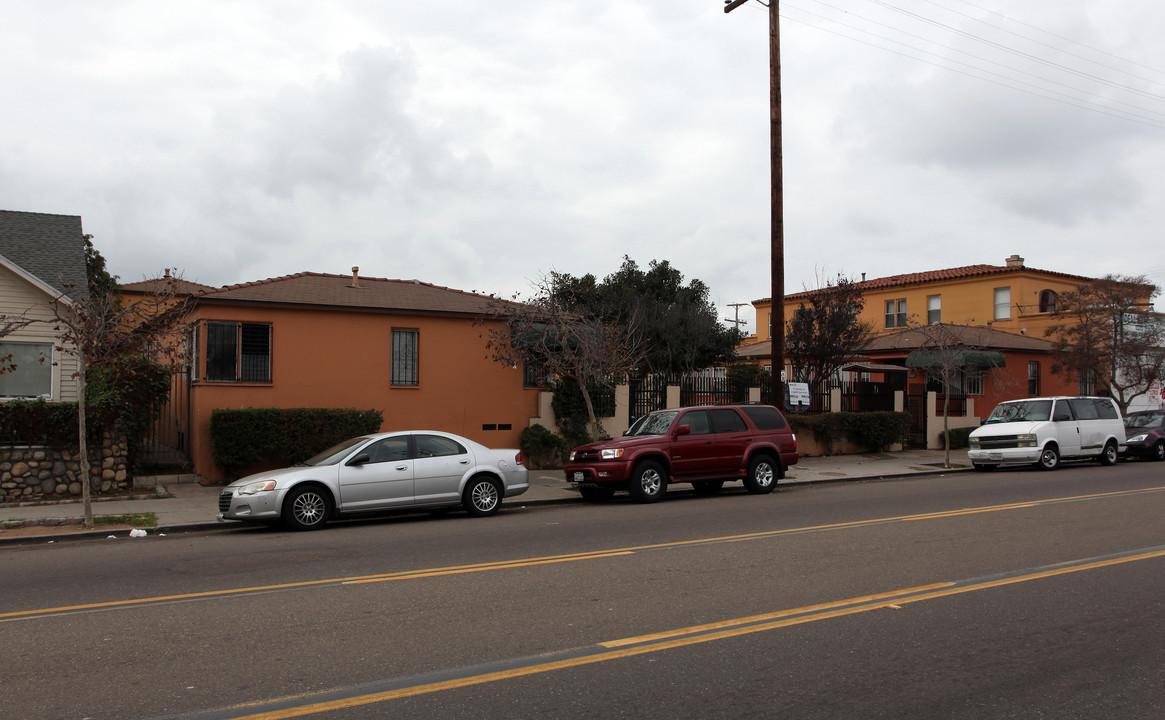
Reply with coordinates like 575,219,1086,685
743,454,778,494
627,461,667,503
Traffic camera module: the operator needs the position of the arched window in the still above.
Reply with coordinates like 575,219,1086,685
1038,290,1058,313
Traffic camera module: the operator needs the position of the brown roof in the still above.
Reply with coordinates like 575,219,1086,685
758,262,1094,305
735,340,772,359
193,272,506,315
863,324,1056,353
121,277,216,295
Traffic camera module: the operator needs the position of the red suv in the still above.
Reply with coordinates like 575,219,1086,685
564,404,798,502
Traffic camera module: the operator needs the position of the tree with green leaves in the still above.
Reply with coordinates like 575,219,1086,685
1045,274,1163,415
547,256,743,374
784,276,876,398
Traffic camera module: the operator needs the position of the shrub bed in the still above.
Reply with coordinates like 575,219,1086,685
210,408,383,479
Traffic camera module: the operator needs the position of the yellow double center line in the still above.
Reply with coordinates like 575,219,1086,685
6,485,1164,623
184,545,1165,720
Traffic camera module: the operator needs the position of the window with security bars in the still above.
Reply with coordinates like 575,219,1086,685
205,322,271,382
392,329,419,386
1028,361,1040,396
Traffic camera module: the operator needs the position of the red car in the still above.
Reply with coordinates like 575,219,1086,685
564,404,798,503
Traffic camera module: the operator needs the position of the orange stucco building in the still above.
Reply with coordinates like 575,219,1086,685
751,255,1096,348
180,271,540,482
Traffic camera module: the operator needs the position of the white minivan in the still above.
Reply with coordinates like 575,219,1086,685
967,396,1125,471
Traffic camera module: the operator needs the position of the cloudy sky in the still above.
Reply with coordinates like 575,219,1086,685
3,0,1163,333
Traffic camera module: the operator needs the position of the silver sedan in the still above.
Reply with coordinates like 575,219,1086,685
217,431,528,530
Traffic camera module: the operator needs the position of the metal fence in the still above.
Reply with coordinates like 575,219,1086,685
141,369,191,467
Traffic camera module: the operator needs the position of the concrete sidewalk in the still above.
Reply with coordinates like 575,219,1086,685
0,448,971,542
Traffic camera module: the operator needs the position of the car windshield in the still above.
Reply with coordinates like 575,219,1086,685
626,411,679,436
301,436,369,466
1125,411,1164,429
985,400,1052,424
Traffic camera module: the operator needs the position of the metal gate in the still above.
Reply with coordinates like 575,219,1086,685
906,383,927,448
628,374,668,423
141,369,191,467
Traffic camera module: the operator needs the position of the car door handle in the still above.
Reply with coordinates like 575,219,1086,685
395,465,409,471
460,460,470,465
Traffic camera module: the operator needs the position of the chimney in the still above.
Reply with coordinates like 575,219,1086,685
1005,254,1024,268
163,268,171,278
350,266,360,288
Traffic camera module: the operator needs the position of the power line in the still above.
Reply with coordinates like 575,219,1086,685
775,0,1165,129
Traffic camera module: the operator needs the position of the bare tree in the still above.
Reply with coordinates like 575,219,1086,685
479,274,644,442
1045,274,1163,414
784,276,876,398
0,308,41,375
49,272,193,527
899,323,1006,468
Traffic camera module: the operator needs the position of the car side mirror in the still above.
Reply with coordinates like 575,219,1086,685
348,453,371,466
675,425,691,436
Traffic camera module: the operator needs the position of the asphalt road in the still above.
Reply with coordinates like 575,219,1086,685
3,462,1163,719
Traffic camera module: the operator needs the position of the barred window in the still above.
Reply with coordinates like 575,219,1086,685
205,322,271,383
1028,360,1040,396
392,329,419,386
523,362,545,388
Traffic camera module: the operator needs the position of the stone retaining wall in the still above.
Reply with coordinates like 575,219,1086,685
0,432,129,501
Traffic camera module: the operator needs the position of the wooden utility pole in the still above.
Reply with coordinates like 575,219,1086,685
726,0,784,407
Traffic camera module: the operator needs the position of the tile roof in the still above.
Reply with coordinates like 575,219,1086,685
863,324,1056,353
194,272,507,316
0,209,89,301
759,262,1095,304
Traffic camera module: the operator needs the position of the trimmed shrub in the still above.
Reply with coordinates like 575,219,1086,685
520,424,570,469
209,408,383,479
0,398,83,446
939,426,975,450
788,411,911,454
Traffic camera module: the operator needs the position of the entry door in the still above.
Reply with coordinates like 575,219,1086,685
336,436,414,511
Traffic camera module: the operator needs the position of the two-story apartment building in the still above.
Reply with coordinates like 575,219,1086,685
751,255,1093,346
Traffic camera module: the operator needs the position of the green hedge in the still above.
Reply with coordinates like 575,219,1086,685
0,399,86,446
210,408,383,479
788,411,911,454
520,424,569,469
939,426,975,450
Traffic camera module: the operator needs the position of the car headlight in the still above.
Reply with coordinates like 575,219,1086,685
968,437,980,449
239,480,277,495
1127,433,1147,443
600,448,625,460
1017,434,1038,448
569,451,577,462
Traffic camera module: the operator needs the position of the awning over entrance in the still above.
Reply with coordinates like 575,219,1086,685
904,349,1006,368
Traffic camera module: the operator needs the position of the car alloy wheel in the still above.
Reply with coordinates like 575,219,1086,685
285,486,330,531
463,476,502,517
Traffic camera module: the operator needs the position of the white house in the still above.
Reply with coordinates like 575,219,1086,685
0,210,88,402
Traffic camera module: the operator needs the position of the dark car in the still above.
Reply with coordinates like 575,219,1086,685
564,404,798,503
1123,410,1165,461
